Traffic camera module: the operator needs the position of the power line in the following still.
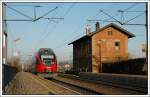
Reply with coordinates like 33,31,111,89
40,17,64,23
123,13,144,24
41,17,64,20
5,3,33,20
30,5,63,48
4,3,61,58
29,5,62,49
124,3,139,11
118,10,145,12
52,20,87,50
33,6,59,22
88,3,146,26
4,19,33,21
6,4,43,7
5,3,59,22
33,22,62,49
53,3,143,51
53,10,103,50
101,10,123,25
52,24,85,50
33,3,76,49
6,4,59,8
63,3,76,17
91,3,139,22
88,3,139,23
34,23,57,48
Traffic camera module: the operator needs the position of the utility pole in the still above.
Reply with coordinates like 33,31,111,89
145,2,148,75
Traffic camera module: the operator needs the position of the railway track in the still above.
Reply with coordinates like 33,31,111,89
5,72,147,95
24,72,82,95
55,74,147,95
33,76,81,95
50,78,102,95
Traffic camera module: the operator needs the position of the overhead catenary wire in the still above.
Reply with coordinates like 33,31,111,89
33,6,59,22
54,4,119,50
101,10,123,25
4,3,33,20
33,19,59,49
123,13,145,24
5,3,146,61
33,3,76,50
123,3,139,11
88,3,139,23
53,22,86,50
4,3,62,57
53,10,103,50
89,3,138,22
32,4,77,54
31,13,61,49
6,4,59,8
52,3,142,51
5,4,43,7
118,10,145,12
88,3,146,27
52,22,86,50
40,17,64,23
62,3,76,17
5,3,59,22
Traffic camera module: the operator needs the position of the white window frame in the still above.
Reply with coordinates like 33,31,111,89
115,39,120,50
3,58,6,64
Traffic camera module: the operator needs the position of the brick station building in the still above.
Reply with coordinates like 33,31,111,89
69,22,135,73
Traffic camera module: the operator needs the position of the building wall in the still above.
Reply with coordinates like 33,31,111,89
2,32,7,64
2,3,7,64
73,37,92,72
92,26,128,73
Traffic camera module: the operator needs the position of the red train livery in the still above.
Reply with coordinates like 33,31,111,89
32,48,57,78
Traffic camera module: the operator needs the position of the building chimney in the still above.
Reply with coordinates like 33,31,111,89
85,24,91,35
95,22,100,31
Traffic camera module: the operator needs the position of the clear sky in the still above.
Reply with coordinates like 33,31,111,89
4,2,146,63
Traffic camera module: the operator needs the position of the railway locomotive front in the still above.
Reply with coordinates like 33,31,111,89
32,48,57,78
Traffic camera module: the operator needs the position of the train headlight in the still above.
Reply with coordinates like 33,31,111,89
51,62,54,64
46,69,51,72
46,67,52,72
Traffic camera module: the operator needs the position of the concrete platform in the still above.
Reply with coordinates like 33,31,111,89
4,72,81,95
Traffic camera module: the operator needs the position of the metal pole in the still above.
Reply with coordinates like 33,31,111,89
145,2,148,75
11,37,14,66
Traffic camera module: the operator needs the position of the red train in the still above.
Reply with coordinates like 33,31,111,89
31,48,57,78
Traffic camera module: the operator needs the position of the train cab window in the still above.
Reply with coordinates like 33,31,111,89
45,50,49,54
43,58,51,66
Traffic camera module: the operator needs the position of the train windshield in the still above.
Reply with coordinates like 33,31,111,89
41,55,54,66
43,58,51,66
